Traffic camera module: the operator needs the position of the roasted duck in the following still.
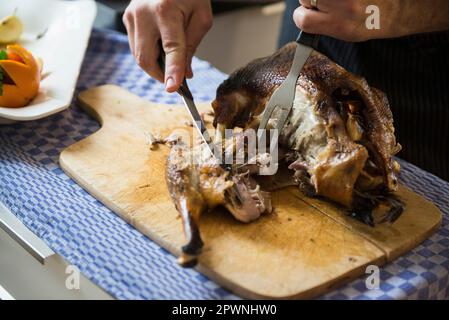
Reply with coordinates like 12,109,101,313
166,42,403,266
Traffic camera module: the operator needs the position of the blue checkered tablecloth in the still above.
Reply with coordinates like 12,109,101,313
1,29,449,300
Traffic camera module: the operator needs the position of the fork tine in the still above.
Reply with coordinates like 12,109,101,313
275,107,291,133
258,103,277,130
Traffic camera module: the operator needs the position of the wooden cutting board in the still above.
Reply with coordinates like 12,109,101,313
60,85,442,299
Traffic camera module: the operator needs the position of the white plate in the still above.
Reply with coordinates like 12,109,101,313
0,0,96,123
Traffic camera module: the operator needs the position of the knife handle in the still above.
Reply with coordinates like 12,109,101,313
296,31,320,50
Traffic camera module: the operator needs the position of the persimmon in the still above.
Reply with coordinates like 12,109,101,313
0,44,41,108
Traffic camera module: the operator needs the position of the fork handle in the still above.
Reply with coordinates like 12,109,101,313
156,41,166,75
296,31,320,50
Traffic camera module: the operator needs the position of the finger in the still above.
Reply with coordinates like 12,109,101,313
122,9,135,57
185,10,213,79
293,6,332,35
299,0,312,9
299,0,330,13
157,9,187,92
133,9,164,82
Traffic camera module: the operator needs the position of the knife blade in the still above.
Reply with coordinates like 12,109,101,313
258,31,320,133
178,80,213,148
156,49,215,155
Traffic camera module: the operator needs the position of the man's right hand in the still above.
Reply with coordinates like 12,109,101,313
123,0,213,92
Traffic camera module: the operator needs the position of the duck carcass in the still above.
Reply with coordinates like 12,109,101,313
166,42,403,266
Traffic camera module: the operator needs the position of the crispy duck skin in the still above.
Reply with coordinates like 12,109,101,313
212,42,402,211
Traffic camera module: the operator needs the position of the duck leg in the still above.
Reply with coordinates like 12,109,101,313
166,143,206,267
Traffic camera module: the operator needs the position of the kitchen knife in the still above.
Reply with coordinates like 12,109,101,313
258,31,320,133
157,48,244,203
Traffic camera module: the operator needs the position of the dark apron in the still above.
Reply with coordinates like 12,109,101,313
279,0,449,181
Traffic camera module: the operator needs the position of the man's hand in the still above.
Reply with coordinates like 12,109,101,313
294,0,449,42
123,0,213,92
